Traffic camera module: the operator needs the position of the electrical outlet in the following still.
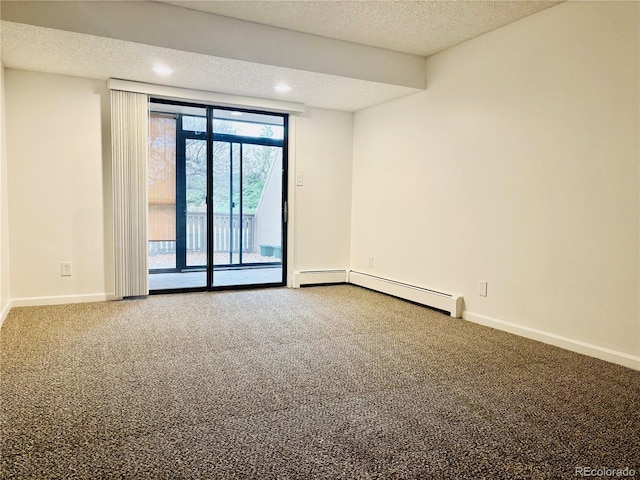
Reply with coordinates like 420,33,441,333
61,262,72,277
368,256,374,268
479,281,488,297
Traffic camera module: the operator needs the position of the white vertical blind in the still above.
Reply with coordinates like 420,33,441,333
111,90,149,298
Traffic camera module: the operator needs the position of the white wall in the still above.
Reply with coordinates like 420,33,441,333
291,108,353,273
5,70,113,304
352,1,639,364
3,71,353,302
0,6,11,323
0,62,10,323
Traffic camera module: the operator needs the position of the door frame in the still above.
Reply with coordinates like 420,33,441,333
148,98,289,293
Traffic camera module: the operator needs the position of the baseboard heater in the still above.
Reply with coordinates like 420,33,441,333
348,271,463,318
293,270,348,288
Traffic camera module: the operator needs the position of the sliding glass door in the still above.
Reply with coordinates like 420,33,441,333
147,101,287,292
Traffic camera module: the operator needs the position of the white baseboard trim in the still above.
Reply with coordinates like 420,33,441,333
11,293,114,308
349,271,463,318
292,270,348,288
464,311,640,371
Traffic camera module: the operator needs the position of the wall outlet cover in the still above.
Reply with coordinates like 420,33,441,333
61,262,72,277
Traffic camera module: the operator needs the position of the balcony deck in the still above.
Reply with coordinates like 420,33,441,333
149,266,283,291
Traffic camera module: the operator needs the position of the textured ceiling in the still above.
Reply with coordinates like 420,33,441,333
160,0,563,56
0,21,421,112
1,1,564,111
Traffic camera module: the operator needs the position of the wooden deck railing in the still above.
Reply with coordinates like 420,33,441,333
149,212,255,254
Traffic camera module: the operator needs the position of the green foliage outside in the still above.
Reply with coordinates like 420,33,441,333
185,124,277,215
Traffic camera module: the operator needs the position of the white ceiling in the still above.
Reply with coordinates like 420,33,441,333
161,1,562,57
1,21,421,112
1,1,563,112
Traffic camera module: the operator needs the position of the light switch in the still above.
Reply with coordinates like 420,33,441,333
296,174,304,186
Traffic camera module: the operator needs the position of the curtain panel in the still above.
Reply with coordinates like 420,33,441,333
111,90,149,298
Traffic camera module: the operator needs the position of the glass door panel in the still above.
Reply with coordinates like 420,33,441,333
240,143,283,285
212,141,232,267
185,138,207,267
148,112,177,271
148,104,207,291
243,144,282,264
230,143,242,266
173,109,207,289
212,141,284,286
149,100,287,292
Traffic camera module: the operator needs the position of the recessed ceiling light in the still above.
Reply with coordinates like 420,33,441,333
274,83,292,93
230,111,243,116
153,64,173,76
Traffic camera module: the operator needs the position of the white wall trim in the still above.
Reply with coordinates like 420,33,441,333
292,269,348,288
10,293,116,308
349,271,463,318
109,79,306,115
464,311,640,371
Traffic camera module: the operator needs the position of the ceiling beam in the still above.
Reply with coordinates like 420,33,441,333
1,0,427,90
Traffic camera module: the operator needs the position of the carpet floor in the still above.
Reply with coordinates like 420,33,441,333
1,285,638,479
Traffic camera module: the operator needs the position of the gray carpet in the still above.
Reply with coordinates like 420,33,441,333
1,285,638,479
